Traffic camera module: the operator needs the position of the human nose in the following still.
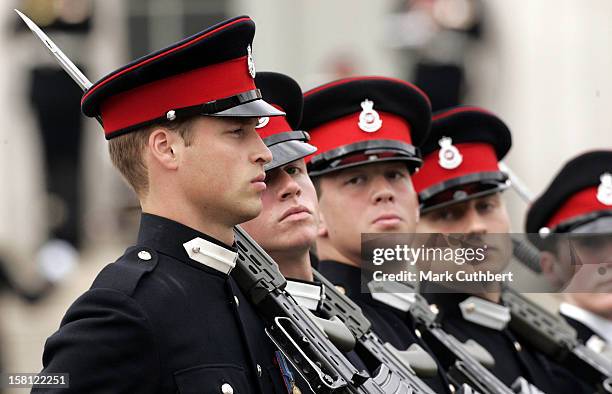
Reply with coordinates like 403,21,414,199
277,171,301,201
464,207,487,235
251,134,273,165
371,176,395,204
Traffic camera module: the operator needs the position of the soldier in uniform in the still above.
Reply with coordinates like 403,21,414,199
299,77,453,393
412,106,584,392
34,17,300,394
526,150,612,357
241,72,318,286
239,71,320,393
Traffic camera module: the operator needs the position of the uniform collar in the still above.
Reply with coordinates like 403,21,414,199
423,287,510,331
315,260,431,313
368,283,418,312
560,302,612,344
317,260,423,311
183,237,237,275
285,279,324,311
317,260,372,303
137,213,237,275
422,288,471,319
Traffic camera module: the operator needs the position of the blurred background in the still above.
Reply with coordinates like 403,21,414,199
0,0,611,390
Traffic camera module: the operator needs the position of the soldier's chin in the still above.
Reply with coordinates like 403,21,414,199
235,200,263,224
471,254,509,272
371,222,404,233
279,229,318,250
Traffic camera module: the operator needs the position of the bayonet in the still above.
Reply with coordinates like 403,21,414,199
15,9,92,91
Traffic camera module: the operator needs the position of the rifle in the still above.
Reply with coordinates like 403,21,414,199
234,226,422,393
501,287,612,393
311,269,443,394
409,289,514,393
15,12,421,392
370,280,547,394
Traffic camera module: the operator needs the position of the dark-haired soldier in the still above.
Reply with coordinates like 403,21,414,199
33,17,301,393
241,72,319,285
412,106,583,393
300,76,452,393
526,150,612,361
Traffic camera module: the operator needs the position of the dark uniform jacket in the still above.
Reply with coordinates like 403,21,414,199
561,311,611,393
562,313,603,344
318,260,452,393
422,290,588,394
34,214,295,394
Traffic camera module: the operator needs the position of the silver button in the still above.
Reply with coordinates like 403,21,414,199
137,251,151,261
192,246,200,254
414,329,422,338
257,364,262,377
539,227,551,238
221,383,234,394
234,296,240,307
514,341,522,352
166,110,176,121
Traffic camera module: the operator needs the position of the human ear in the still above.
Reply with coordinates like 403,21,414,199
317,209,329,238
148,129,179,170
540,251,562,288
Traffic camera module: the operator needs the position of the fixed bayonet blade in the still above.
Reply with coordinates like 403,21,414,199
15,9,92,91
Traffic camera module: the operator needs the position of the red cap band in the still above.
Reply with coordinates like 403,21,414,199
256,105,292,138
412,143,499,193
304,111,412,164
99,56,255,135
546,186,612,229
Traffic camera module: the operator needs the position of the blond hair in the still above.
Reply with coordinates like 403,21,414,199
108,117,196,196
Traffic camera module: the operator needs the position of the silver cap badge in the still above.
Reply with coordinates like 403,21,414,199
358,99,382,132
247,45,256,78
438,137,463,169
255,116,269,129
596,172,612,206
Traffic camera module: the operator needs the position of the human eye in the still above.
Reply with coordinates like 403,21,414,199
476,198,498,214
223,123,246,138
477,201,493,212
574,236,607,252
285,166,301,176
229,128,245,136
344,174,365,186
434,207,463,222
437,210,455,221
386,170,407,181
